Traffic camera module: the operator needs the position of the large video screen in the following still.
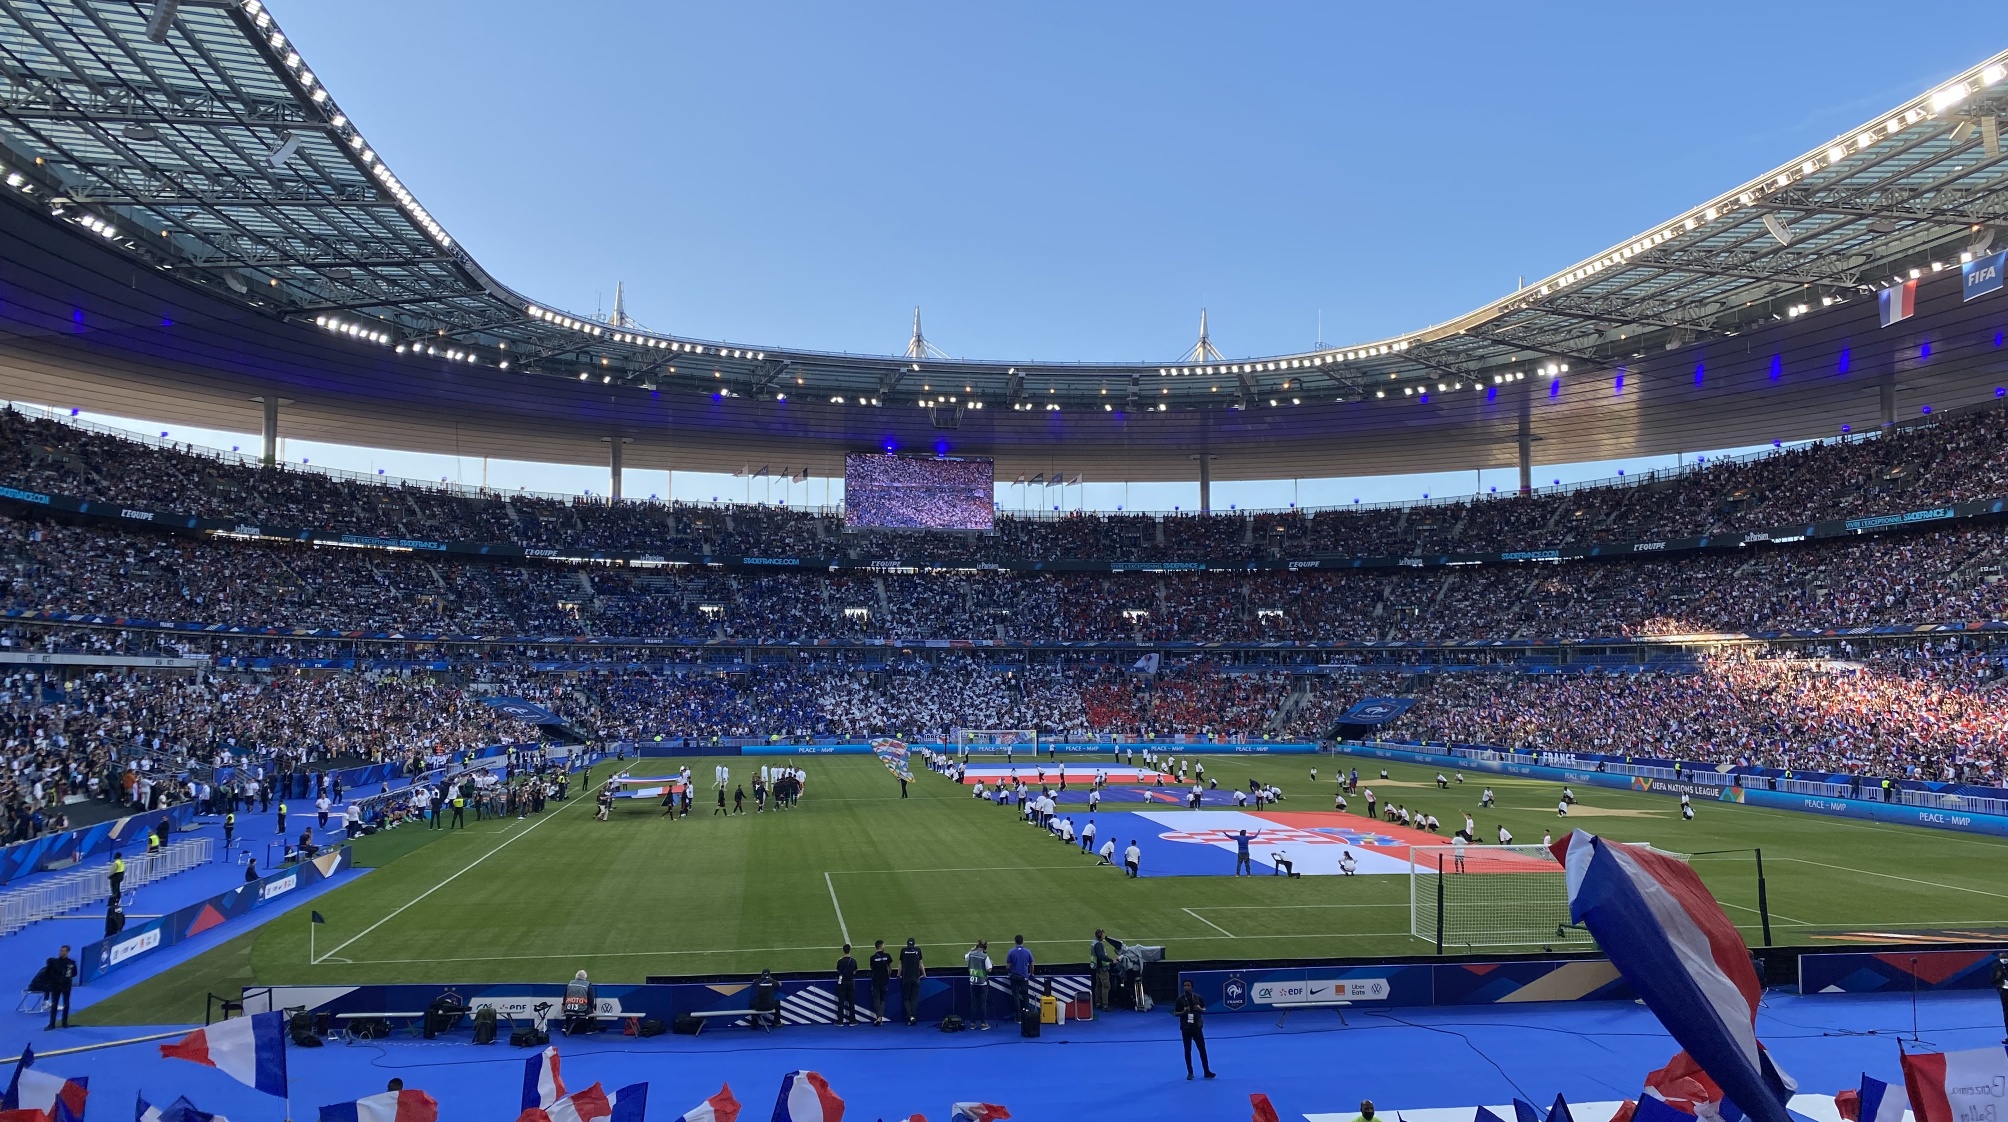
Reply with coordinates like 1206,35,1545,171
845,453,995,531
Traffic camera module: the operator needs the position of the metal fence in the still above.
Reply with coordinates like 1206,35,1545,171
0,836,214,935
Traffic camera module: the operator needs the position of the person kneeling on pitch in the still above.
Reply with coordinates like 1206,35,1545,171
1270,849,1300,878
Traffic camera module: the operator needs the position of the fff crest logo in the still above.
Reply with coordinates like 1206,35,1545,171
1222,975,1247,1010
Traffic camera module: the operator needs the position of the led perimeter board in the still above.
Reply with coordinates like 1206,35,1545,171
845,453,995,530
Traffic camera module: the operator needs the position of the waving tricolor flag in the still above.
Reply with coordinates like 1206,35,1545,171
1901,1046,2008,1122
949,1105,1010,1122
1854,1074,1906,1122
672,1085,738,1122
157,1013,288,1097
771,1072,843,1122
1552,831,1792,1122
3,1047,87,1122
522,1048,566,1112
316,1089,437,1122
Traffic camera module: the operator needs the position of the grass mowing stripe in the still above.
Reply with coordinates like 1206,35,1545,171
1775,856,2008,900
314,766,599,963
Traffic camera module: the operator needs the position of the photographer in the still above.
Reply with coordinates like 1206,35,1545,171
561,969,597,1035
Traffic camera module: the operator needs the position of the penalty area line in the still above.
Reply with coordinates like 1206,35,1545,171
1182,908,1236,937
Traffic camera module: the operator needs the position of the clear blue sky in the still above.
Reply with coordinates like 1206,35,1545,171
48,4,2008,509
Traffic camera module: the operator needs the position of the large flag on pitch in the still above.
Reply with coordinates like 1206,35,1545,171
157,1013,288,1097
1879,280,1919,327
317,1090,437,1122
771,1072,843,1122
1552,831,1792,1122
1900,1046,2008,1122
3,1047,87,1122
671,1085,737,1122
134,1096,227,1122
522,1048,566,1112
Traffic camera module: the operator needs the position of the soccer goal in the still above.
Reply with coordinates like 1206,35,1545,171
1408,842,1688,951
954,729,1038,758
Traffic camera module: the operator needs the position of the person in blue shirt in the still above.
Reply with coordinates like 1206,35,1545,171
1233,830,1253,876
1005,934,1035,1018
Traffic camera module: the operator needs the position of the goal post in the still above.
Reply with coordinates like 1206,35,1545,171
1408,842,1688,951
953,729,1039,758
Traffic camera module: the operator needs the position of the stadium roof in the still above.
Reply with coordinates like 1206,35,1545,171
0,3,2005,482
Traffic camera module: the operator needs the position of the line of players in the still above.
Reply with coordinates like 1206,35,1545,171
594,763,810,821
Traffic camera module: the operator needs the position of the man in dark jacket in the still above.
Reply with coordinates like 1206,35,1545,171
43,945,77,1029
1173,979,1215,1080
898,937,925,1026
868,940,893,1025
834,944,858,1026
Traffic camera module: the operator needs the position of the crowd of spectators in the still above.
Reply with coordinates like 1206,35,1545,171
7,400,2008,563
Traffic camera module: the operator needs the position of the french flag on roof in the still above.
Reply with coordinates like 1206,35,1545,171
672,1085,736,1122
317,1089,438,1122
771,1072,843,1122
522,1048,566,1112
1879,279,1919,327
157,1013,288,1098
1552,831,1793,1122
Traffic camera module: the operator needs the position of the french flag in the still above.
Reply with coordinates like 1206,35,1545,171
1900,1046,2008,1122
522,1048,566,1112
950,1106,1010,1122
1855,1075,1905,1122
672,1085,737,1122
771,1072,843,1122
1879,279,1918,327
3,1047,88,1122
317,1090,438,1122
1552,831,1792,1122
157,1013,288,1098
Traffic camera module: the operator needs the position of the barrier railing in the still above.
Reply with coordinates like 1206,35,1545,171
0,836,213,935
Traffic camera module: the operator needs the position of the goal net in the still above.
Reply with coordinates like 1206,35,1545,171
1408,842,1688,950
954,729,1038,757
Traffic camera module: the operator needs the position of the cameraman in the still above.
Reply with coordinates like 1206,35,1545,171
1091,929,1125,1011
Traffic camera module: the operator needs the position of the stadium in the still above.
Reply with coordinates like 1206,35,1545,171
1,3,2007,1122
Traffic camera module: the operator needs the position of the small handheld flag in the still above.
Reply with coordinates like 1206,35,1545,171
771,1072,842,1122
1856,1075,1904,1122
522,1048,566,1112
671,1085,736,1122
3,1047,87,1122
157,1013,287,1097
1900,1046,2008,1122
1251,1096,1282,1122
949,1106,1010,1122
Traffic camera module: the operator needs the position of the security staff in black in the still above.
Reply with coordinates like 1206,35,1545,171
107,853,125,901
898,937,925,1026
223,812,235,850
43,945,76,1029
868,940,893,1025
1173,979,1216,1080
450,793,466,829
834,944,859,1026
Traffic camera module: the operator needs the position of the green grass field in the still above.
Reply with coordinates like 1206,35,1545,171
81,751,2008,1025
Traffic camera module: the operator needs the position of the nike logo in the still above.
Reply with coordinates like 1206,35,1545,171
1310,987,1326,995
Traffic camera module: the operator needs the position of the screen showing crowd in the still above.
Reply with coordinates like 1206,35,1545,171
845,453,995,531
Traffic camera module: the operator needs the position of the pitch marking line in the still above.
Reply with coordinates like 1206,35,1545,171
1778,857,2008,901
824,871,851,946
1183,907,1236,938
312,774,597,964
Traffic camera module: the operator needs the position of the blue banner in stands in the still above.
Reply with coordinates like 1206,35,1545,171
1964,249,2006,301
1339,698,1415,725
480,696,563,725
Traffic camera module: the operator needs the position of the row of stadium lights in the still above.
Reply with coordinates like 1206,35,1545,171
1522,62,2005,306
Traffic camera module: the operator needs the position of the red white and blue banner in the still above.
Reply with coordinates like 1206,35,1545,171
3,1047,87,1122
157,1012,288,1098
1552,831,1792,1122
317,1089,438,1122
671,1085,738,1122
1900,1046,2008,1122
1103,810,1554,878
770,1072,842,1122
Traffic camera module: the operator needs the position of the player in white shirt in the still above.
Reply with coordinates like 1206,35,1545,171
1556,799,1570,817
1270,849,1299,878
1088,787,1101,811
1338,851,1358,876
1480,787,1495,808
1334,791,1349,812
1233,790,1248,806
1081,818,1097,853
1123,841,1141,877
1452,834,1468,872
973,781,986,800
1542,831,1552,847
1682,801,1695,821
1498,824,1514,845
1098,838,1116,865
1463,812,1476,838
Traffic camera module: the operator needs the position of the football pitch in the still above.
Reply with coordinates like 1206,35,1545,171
83,751,2008,1025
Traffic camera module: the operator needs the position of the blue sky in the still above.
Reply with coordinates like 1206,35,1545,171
51,3,2008,509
